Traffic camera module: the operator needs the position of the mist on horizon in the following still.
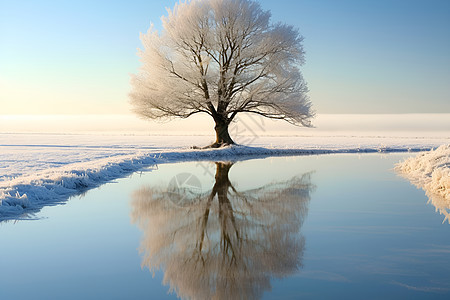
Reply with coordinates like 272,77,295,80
1,114,449,137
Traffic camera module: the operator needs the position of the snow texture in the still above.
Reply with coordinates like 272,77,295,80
1,133,449,221
396,145,450,223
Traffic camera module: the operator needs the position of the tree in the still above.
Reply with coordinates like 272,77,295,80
131,162,314,299
130,0,314,147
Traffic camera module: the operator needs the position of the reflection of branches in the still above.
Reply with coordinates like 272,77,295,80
426,194,450,224
131,162,315,300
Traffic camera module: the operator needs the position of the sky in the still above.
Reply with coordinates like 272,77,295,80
1,0,449,116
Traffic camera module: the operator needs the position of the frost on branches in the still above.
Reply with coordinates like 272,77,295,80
396,145,450,223
129,0,314,147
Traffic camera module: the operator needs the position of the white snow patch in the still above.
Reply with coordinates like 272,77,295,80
0,153,158,220
396,145,450,223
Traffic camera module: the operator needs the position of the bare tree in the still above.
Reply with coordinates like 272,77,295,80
131,162,314,300
130,0,314,147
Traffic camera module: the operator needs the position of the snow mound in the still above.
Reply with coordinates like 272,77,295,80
396,145,450,223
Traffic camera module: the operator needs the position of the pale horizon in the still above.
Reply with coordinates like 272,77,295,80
1,113,449,136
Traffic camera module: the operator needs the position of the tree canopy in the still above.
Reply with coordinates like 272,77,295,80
130,0,314,146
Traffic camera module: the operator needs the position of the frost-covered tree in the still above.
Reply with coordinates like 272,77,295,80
130,0,314,147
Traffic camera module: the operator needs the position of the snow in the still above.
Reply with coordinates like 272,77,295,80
0,152,158,220
396,145,450,223
1,123,449,221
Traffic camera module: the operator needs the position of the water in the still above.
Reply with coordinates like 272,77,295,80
1,154,449,299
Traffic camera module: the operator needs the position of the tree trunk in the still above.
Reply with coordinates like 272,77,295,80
211,120,235,148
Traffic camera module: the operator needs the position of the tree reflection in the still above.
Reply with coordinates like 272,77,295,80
131,162,314,300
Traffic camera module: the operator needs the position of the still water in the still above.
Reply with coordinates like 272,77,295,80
1,154,449,299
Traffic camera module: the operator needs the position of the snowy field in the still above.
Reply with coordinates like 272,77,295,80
1,114,449,221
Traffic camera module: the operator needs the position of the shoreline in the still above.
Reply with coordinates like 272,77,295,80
0,144,441,222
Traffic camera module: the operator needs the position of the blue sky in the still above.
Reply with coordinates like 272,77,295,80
1,0,449,115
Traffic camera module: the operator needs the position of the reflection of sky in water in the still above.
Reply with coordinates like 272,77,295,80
1,154,449,299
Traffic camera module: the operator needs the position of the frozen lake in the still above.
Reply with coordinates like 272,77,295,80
1,154,449,299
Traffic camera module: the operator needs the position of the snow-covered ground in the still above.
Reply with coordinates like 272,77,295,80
1,113,449,221
396,145,450,223
2,132,447,182
1,133,447,221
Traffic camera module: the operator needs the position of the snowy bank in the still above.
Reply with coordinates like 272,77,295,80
0,139,445,222
396,145,450,223
0,153,158,221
